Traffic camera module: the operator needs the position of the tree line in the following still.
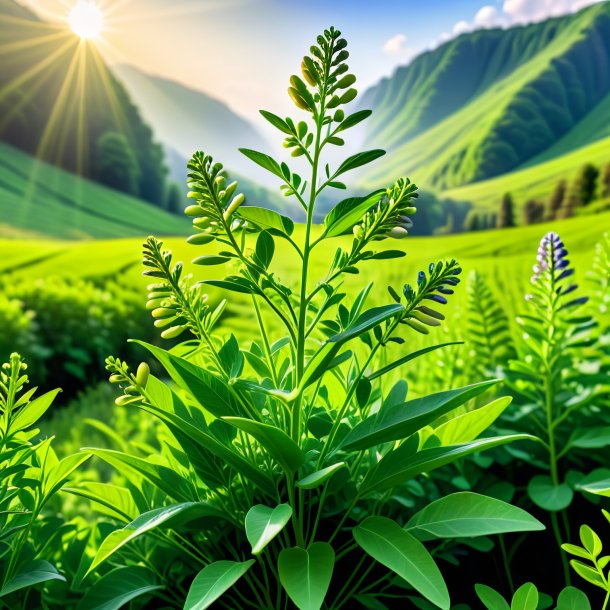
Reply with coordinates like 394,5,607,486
465,161,610,231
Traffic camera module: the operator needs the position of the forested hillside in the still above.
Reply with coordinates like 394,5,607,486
361,3,610,190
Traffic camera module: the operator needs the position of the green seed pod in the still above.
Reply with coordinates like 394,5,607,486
115,395,135,406
288,87,310,111
301,61,316,86
193,217,212,229
136,362,150,387
187,233,215,245
223,192,245,221
152,307,175,319
353,225,364,240
109,374,122,383
161,325,187,340
224,181,238,200
214,175,226,189
185,205,204,217
334,109,345,122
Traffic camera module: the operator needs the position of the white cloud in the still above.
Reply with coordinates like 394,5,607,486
432,0,604,48
474,5,501,27
452,20,471,36
383,33,409,56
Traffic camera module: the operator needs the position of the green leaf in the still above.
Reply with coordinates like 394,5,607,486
278,543,335,610
10,389,60,433
367,342,462,381
511,582,538,610
555,586,591,610
361,435,535,494
578,478,610,496
475,584,510,610
259,110,292,134
323,190,383,237
405,492,544,539
64,482,138,522
86,449,195,502
134,341,240,418
245,504,292,555
76,566,160,610
569,560,606,589
569,427,610,449
432,397,513,445
130,395,276,496
0,560,65,597
87,503,222,574
239,206,294,235
223,417,304,473
255,231,275,268
335,109,372,133
353,516,449,610
328,304,404,345
527,475,574,511
342,380,499,451
42,453,91,501
203,279,252,294
297,463,346,489
239,148,284,179
334,149,385,178
579,524,602,557
184,560,255,610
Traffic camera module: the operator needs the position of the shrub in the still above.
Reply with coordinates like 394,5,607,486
76,27,545,610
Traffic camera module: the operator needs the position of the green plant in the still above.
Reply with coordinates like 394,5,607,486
505,232,606,584
77,27,544,610
475,582,590,610
0,353,88,608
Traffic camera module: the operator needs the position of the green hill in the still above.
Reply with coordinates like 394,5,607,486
360,3,610,191
0,0,169,206
0,142,189,240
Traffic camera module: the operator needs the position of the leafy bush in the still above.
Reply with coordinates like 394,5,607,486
0,276,152,395
68,27,550,610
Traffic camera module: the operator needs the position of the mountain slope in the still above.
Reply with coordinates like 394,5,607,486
360,3,610,191
0,143,189,240
113,65,268,180
0,0,169,205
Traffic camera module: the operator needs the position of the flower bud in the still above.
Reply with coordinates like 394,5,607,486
136,362,150,387
223,193,245,221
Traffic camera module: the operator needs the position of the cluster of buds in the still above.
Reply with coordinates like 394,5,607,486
185,151,245,245
106,356,149,407
0,353,28,413
353,178,418,242
527,232,587,308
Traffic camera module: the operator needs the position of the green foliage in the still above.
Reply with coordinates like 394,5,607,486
0,353,86,607
475,583,590,610
0,276,152,394
63,27,545,610
94,132,141,197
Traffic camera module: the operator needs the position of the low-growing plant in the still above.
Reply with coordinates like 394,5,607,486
475,582,590,610
73,27,548,610
0,353,88,608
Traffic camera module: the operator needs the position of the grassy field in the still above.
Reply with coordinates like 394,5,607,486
0,142,190,239
2,209,607,339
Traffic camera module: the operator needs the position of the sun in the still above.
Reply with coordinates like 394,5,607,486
68,1,104,40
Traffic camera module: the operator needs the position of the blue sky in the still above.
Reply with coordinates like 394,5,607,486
30,0,605,121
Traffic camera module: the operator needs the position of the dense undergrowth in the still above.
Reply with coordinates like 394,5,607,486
1,26,610,610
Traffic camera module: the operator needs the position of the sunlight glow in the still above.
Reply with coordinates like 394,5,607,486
68,2,104,40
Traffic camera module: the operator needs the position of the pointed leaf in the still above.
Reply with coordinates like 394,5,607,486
0,560,65,597
342,380,499,451
239,148,283,179
185,560,254,610
334,149,385,178
239,206,294,235
475,584,510,610
223,417,305,473
353,516,449,610
297,463,346,489
76,566,160,610
405,492,544,539
323,190,383,237
511,583,538,610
